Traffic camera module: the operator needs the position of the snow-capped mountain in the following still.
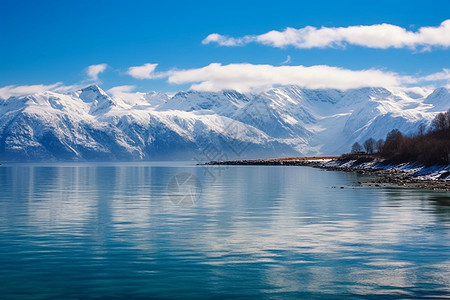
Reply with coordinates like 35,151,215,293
0,85,447,161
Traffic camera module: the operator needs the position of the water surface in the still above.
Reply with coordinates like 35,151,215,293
0,162,449,299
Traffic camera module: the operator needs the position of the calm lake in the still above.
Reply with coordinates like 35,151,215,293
0,162,449,299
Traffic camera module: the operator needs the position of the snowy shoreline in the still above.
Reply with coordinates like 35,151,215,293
207,156,450,191
322,156,450,191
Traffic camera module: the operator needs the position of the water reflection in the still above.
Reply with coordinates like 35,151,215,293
0,163,449,299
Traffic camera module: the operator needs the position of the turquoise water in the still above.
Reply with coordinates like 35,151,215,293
0,162,449,299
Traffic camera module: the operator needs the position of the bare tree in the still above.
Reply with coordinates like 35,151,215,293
351,142,363,153
382,129,403,156
375,139,384,153
446,108,450,129
363,138,376,154
432,112,448,131
418,123,426,136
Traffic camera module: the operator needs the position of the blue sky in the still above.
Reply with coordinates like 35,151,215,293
1,0,450,95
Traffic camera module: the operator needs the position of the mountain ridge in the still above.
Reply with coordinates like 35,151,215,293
0,85,447,162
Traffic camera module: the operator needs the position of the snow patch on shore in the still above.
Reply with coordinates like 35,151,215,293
325,157,450,181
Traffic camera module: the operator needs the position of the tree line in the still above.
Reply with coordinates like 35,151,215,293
350,108,450,165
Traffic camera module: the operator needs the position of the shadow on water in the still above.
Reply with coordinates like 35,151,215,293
429,195,450,207
427,195,450,223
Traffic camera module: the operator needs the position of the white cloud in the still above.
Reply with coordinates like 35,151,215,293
203,20,450,50
281,55,291,65
202,33,251,46
124,62,450,93
126,63,164,79
0,83,93,99
87,64,108,81
165,63,411,93
0,83,63,99
52,84,88,94
420,68,450,82
2,65,448,100
107,85,136,95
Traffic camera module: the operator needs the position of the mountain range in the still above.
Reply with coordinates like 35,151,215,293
0,85,448,162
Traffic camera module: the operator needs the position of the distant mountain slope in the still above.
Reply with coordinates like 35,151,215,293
0,85,447,161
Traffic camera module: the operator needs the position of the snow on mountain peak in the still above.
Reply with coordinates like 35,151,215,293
157,90,250,114
0,85,448,161
70,84,116,114
423,87,450,111
78,85,109,102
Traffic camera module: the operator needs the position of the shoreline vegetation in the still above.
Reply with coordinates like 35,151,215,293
206,155,450,192
208,109,450,192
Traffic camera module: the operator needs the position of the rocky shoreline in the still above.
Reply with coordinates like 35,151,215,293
207,157,450,192
321,164,450,192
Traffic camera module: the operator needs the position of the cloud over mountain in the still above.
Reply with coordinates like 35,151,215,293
126,63,161,79
123,62,449,93
203,20,450,50
87,64,108,81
